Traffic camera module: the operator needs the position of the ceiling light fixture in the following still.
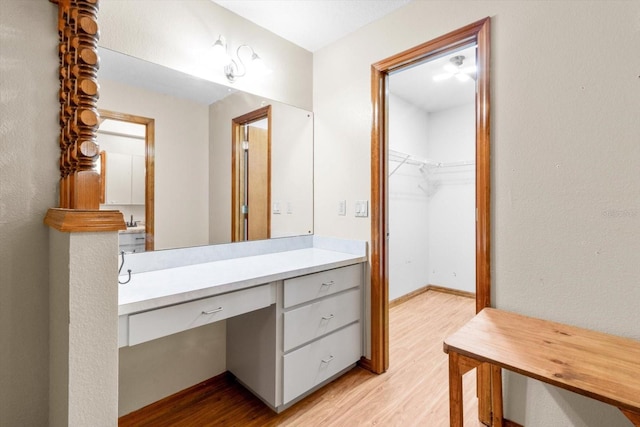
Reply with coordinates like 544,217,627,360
212,35,268,83
433,55,476,82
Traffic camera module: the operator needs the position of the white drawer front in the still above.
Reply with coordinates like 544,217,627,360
284,264,362,308
283,322,361,404
283,288,361,351
119,232,145,245
128,284,274,346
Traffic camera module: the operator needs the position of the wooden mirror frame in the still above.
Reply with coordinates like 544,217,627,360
369,16,491,421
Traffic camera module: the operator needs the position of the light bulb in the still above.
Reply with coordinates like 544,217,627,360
212,38,231,66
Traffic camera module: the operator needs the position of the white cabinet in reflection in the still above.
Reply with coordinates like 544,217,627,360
105,153,144,205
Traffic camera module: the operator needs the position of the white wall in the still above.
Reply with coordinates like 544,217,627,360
426,104,476,293
388,94,431,300
99,79,210,251
314,1,640,426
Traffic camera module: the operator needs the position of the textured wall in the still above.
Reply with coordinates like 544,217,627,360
0,1,59,425
314,1,640,425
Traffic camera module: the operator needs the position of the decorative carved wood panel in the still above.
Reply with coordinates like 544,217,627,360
53,0,101,209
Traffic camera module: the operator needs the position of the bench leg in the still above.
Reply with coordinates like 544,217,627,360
449,352,465,426
478,364,492,425
491,364,503,426
620,408,640,427
448,352,482,427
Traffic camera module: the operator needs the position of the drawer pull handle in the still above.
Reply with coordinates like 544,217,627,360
202,307,223,315
321,355,335,364
321,280,334,287
322,314,335,321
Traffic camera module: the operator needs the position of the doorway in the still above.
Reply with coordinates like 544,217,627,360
231,106,272,242
369,16,491,420
387,43,477,303
98,109,155,252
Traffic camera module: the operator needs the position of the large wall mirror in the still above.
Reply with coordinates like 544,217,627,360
97,47,314,252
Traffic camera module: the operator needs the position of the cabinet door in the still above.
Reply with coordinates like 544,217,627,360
105,152,132,204
131,155,145,205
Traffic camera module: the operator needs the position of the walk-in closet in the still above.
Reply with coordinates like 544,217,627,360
388,45,477,301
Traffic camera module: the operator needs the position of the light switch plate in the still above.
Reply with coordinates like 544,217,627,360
355,200,368,217
273,202,281,214
338,200,346,216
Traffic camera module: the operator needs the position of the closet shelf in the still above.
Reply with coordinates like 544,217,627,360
388,149,474,176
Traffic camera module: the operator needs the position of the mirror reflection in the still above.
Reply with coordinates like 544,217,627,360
97,47,314,252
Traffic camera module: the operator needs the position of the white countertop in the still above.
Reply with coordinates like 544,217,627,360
119,247,366,316
120,225,145,234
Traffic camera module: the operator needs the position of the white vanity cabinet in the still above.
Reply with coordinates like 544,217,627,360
119,230,146,253
227,263,363,412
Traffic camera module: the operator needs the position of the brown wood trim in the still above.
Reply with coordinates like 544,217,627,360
98,109,155,251
231,121,239,241
119,372,230,425
390,285,475,309
231,106,272,242
389,286,431,308
370,63,389,374
99,151,106,204
357,356,373,372
504,418,524,427
426,285,475,300
45,208,125,232
145,119,155,251
475,18,492,314
369,13,492,412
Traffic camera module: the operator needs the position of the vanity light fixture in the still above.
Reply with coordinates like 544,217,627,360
212,35,268,83
433,55,476,82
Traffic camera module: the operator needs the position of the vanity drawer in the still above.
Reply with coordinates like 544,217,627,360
283,264,362,308
119,232,145,246
282,322,361,404
283,288,361,351
128,283,275,346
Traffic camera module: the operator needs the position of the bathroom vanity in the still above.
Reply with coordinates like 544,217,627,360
118,236,367,412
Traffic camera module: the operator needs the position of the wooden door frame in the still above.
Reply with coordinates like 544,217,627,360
369,16,491,420
231,105,272,242
98,109,155,251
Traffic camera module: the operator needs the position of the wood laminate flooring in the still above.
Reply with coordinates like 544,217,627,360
119,290,481,426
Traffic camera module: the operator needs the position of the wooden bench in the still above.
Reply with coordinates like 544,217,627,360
443,308,640,426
